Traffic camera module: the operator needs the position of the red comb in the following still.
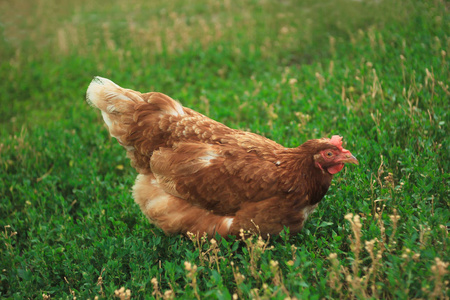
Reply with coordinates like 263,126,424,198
329,135,343,150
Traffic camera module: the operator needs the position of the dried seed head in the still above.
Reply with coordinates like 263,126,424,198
257,239,265,248
329,253,338,260
390,214,401,222
184,261,192,271
270,260,279,268
365,239,375,248
353,215,362,228
433,257,449,276
164,290,173,299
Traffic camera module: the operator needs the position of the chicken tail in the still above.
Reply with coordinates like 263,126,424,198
86,77,144,146
86,77,186,173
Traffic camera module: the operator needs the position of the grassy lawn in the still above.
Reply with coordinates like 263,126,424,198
1,0,448,298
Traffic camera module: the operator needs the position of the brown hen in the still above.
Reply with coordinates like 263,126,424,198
86,77,358,237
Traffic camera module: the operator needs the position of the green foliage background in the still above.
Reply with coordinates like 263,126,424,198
0,0,448,298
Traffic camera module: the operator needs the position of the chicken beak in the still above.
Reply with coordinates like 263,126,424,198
339,153,359,165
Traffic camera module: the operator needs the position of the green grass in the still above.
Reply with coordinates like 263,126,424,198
1,0,449,299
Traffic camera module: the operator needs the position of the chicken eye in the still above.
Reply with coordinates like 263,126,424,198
326,151,333,157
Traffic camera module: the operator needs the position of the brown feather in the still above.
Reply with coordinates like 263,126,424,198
86,77,358,238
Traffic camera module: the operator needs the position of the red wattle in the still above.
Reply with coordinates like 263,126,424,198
327,163,344,174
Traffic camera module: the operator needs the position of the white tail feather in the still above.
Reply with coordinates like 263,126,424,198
86,76,140,149
86,76,134,111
